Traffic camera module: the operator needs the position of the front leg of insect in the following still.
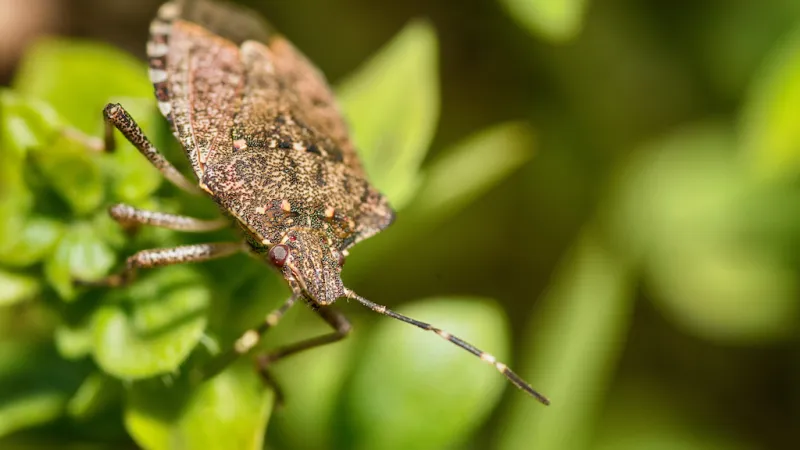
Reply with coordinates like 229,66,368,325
72,102,242,288
70,99,247,289
102,103,203,196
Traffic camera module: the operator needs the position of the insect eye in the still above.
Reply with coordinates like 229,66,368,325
269,244,290,267
336,251,345,267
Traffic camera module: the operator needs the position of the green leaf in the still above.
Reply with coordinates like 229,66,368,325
124,362,274,450
741,24,800,180
88,209,128,251
647,244,799,344
0,89,64,158
13,38,153,135
607,124,743,262
1,91,42,158
0,270,39,307
0,193,33,261
92,266,211,379
30,135,105,215
0,391,68,438
0,92,40,258
67,372,120,420
499,0,588,43
343,123,533,283
2,110,45,160
8,41,164,205
0,342,86,437
337,20,440,209
608,123,799,343
594,382,758,450
345,297,510,450
498,229,635,450
0,216,63,268
44,222,116,300
55,322,94,360
409,122,534,223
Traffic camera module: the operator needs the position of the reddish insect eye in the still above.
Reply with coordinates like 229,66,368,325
336,251,345,267
269,244,289,267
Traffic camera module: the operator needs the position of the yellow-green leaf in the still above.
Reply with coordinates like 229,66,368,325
67,372,119,420
0,342,86,437
409,122,534,223
0,270,39,307
499,0,588,42
741,24,800,180
30,136,105,215
499,229,635,450
0,216,63,268
92,267,210,379
338,20,440,209
346,297,510,450
44,222,116,300
13,39,152,135
0,392,67,438
125,362,273,450
608,123,799,343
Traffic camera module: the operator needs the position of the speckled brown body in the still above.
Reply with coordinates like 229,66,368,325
147,0,393,305
203,149,393,303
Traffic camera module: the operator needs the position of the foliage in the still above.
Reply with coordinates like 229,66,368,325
0,20,533,449
3,1,800,449
499,0,588,42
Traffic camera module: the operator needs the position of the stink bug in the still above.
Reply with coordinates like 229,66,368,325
86,0,549,405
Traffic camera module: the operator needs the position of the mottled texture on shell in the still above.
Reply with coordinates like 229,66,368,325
146,0,394,305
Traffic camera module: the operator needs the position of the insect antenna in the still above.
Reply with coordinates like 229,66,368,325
344,289,550,405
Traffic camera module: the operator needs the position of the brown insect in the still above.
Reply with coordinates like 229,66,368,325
89,0,549,405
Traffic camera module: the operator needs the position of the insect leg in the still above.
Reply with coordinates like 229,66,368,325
258,306,351,364
102,102,202,195
253,306,350,404
344,289,551,405
201,294,300,382
108,203,228,232
77,242,242,287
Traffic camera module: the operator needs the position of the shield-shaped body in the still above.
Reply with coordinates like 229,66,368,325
147,0,394,304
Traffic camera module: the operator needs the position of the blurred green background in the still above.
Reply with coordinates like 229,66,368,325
2,0,800,449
